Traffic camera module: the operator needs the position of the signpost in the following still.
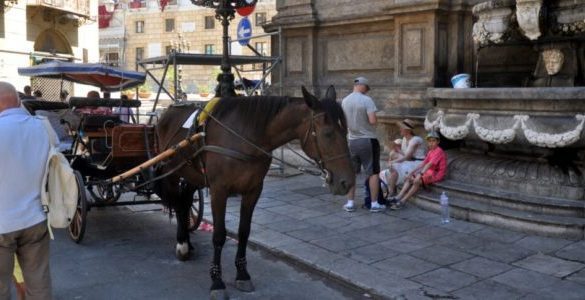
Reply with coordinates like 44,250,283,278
237,17,252,46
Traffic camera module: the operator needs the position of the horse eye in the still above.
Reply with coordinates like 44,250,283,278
322,129,334,138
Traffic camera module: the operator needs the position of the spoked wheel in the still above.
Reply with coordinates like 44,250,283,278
188,189,205,232
68,171,88,243
88,183,121,204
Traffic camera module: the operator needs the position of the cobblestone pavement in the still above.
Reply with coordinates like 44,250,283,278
206,170,585,299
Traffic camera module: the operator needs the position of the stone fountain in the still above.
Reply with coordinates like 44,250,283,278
422,0,585,239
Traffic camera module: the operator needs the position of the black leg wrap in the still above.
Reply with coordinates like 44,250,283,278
210,264,222,281
235,257,247,271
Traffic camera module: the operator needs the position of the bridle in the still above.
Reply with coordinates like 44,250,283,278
300,111,350,183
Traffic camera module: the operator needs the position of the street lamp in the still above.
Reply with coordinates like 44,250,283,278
170,32,191,96
190,0,257,97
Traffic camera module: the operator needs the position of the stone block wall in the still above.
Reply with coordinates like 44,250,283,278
268,0,478,141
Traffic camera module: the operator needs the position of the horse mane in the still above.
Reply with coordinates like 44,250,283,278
211,96,291,137
211,95,347,137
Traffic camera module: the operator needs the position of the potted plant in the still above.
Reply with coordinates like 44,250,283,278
198,84,210,97
138,83,151,99
121,89,135,99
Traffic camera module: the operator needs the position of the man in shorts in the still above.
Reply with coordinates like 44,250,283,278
390,131,447,210
341,76,385,212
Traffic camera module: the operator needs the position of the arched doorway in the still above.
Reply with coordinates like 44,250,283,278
31,29,74,101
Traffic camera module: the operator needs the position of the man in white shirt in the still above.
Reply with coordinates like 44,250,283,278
0,82,53,299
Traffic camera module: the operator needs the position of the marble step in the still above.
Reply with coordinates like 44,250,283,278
413,190,585,240
429,180,585,218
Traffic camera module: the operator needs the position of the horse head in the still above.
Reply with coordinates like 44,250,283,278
300,86,355,195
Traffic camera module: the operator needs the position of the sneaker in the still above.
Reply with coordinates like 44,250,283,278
390,201,403,210
343,203,356,212
370,203,386,212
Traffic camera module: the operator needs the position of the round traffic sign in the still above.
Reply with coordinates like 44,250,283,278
237,17,252,46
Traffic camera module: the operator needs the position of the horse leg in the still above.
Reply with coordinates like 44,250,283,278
175,179,195,261
209,187,229,300
235,186,262,292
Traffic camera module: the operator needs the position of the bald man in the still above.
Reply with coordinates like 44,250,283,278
0,82,53,299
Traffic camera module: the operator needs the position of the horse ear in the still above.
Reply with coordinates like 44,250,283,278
301,86,320,110
325,85,336,101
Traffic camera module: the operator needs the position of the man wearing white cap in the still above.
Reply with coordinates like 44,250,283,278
341,76,385,212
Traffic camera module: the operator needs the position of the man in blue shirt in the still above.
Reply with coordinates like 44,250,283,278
0,81,53,299
341,77,385,212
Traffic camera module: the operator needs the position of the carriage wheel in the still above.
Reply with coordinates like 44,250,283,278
188,189,205,232
88,183,121,204
68,171,88,243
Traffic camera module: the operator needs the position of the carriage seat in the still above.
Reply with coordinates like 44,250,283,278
80,115,123,135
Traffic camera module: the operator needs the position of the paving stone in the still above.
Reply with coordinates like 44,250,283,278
401,225,455,242
255,198,288,209
250,229,303,249
450,257,513,278
410,245,474,266
287,226,338,242
344,243,400,264
411,268,479,292
468,240,536,263
555,241,585,263
380,235,434,253
310,234,370,252
566,268,585,285
288,207,331,220
492,268,560,292
327,257,422,298
513,253,585,278
436,233,497,251
374,254,440,278
277,242,342,270
452,279,527,299
442,219,486,234
264,219,313,233
514,235,575,254
344,225,405,244
250,210,290,225
536,278,585,300
472,227,526,243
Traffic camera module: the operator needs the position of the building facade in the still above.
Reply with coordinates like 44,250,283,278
99,0,276,95
267,0,484,141
1,0,100,99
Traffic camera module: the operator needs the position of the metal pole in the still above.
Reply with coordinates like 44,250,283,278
216,0,235,97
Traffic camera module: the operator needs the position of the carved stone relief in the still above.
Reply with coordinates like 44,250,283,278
516,0,542,40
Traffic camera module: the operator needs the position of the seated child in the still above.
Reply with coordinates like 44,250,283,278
390,131,447,210
379,138,403,194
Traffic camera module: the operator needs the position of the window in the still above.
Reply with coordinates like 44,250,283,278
204,44,215,55
255,12,266,26
165,45,173,55
165,19,175,32
255,42,267,55
136,47,144,62
204,16,215,29
135,21,144,33
105,52,119,66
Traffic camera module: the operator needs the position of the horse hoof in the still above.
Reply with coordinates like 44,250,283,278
235,280,255,292
210,289,229,300
175,243,193,261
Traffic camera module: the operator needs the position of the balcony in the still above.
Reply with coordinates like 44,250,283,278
27,0,90,18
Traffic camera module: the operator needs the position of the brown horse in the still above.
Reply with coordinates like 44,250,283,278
155,86,355,298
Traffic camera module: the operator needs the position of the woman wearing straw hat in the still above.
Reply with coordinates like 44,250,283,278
384,119,427,196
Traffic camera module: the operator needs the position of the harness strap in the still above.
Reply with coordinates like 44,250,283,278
200,145,256,161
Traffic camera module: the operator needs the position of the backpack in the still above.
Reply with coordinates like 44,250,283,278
363,177,389,209
39,117,79,231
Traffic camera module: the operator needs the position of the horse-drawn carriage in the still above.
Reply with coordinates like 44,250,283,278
18,62,205,243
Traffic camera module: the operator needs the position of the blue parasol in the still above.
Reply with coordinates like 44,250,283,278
18,61,146,91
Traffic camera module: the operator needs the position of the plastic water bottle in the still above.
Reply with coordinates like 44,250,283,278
440,192,450,224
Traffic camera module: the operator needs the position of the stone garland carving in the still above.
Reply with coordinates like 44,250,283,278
425,111,585,148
